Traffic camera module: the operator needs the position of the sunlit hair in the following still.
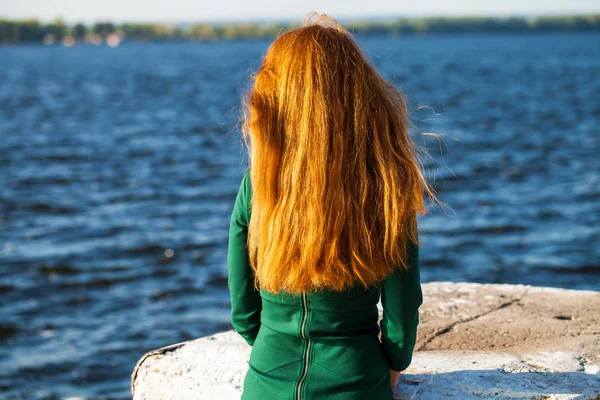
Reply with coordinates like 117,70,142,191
240,12,441,294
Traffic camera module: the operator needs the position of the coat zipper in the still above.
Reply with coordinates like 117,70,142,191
296,293,310,400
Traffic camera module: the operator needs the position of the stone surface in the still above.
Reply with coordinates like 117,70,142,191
132,282,600,399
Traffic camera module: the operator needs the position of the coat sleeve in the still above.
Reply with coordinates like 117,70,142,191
227,168,262,346
379,219,423,372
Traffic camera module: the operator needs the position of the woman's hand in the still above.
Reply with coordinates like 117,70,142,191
389,368,402,389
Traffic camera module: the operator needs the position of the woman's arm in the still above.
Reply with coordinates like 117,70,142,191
380,220,423,373
227,169,262,346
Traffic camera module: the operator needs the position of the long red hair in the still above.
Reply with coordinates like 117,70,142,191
240,12,440,294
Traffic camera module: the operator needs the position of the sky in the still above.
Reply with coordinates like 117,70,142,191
1,0,599,24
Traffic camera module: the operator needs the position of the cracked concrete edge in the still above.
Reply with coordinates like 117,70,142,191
131,340,190,396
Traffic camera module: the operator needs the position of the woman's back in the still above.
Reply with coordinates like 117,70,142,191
228,169,423,400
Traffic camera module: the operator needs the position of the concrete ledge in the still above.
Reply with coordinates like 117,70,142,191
131,282,600,399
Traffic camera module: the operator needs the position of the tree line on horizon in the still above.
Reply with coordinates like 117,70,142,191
0,14,599,44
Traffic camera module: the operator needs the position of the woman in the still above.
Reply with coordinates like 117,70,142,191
227,12,439,400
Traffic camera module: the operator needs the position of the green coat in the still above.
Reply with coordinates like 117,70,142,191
227,169,423,400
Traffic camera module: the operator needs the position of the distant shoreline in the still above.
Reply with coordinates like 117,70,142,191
1,14,599,46
1,31,600,50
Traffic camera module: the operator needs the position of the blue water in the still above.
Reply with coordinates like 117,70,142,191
1,33,599,399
